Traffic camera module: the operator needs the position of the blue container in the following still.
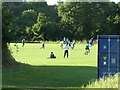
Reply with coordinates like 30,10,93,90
98,35,120,78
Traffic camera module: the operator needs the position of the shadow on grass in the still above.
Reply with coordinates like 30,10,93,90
3,66,97,89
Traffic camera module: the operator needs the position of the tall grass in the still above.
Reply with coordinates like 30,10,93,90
83,73,119,88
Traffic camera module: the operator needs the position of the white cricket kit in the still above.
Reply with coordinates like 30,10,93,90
64,45,69,50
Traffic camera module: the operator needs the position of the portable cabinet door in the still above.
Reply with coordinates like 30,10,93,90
98,35,120,78
98,37,109,78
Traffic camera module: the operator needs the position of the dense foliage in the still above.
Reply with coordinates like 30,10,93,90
58,2,120,40
2,2,120,42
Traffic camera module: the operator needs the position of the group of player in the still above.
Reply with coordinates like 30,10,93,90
46,37,94,59
21,37,94,59
60,37,76,49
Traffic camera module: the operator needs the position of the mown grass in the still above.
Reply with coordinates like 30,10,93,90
9,43,97,66
3,43,98,88
3,66,97,88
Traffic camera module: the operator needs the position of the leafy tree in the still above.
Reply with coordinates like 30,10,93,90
4,2,59,41
32,12,48,40
22,9,37,27
57,2,119,40
25,27,34,40
2,3,20,67
113,2,120,34
2,3,17,43
2,2,119,42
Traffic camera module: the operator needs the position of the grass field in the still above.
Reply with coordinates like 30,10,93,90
3,43,98,88
9,43,97,66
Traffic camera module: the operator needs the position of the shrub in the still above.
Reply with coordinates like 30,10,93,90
83,73,119,88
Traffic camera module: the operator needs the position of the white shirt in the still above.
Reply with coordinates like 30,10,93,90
42,42,44,45
64,45,69,50
60,41,63,44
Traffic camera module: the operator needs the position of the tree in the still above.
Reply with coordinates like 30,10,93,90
2,3,17,43
113,2,120,34
22,9,37,27
57,2,119,40
4,2,59,41
2,3,20,67
32,12,48,40
2,2,119,41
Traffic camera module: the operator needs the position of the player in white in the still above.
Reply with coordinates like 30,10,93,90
64,42,69,58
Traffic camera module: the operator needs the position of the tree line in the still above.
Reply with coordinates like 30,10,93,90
2,2,120,43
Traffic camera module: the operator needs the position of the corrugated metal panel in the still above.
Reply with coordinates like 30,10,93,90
98,35,120,78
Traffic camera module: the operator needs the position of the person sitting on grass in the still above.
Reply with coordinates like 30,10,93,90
84,41,90,55
47,52,56,59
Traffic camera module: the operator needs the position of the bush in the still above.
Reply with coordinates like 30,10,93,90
82,73,119,88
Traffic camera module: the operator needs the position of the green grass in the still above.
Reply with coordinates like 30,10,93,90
3,43,98,88
9,43,97,66
3,66,97,88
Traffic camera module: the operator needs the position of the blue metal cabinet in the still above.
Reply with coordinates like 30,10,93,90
98,35,120,78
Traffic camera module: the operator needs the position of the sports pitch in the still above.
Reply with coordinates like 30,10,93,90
3,43,98,88
9,43,97,66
